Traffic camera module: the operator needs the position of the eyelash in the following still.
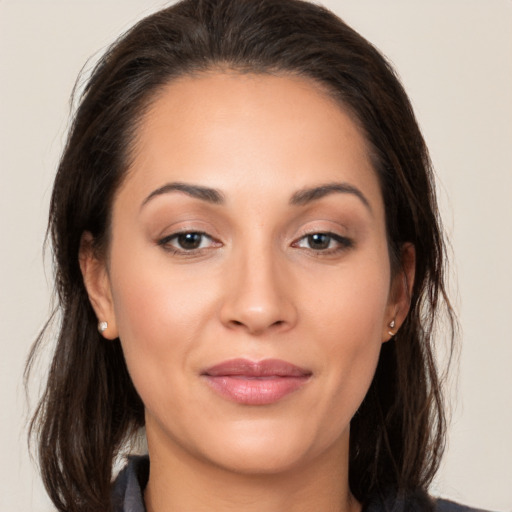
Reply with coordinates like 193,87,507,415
292,232,354,255
157,230,353,257
157,231,219,255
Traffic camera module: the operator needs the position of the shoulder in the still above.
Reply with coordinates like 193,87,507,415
435,498,493,512
363,490,494,512
111,455,149,512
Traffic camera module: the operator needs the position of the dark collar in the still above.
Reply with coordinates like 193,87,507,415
111,455,488,512
112,455,149,512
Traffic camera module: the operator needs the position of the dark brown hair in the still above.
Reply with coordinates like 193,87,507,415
26,0,454,510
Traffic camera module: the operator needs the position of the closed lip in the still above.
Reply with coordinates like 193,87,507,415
202,358,312,378
201,358,312,405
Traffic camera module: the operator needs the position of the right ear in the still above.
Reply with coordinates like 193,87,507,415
79,232,118,340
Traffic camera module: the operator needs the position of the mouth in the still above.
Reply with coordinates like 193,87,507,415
201,358,312,405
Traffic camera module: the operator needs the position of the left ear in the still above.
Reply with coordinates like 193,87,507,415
383,242,416,342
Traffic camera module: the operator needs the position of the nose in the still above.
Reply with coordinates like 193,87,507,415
219,247,298,336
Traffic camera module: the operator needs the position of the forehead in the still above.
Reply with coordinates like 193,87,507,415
119,71,383,213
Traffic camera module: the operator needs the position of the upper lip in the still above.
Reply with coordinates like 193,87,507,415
202,358,312,377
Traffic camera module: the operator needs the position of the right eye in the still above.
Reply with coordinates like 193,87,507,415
158,231,218,253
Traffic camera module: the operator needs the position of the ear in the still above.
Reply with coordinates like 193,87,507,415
383,243,416,342
79,232,118,340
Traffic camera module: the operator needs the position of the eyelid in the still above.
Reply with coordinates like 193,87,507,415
295,232,352,245
295,231,352,245
153,217,220,244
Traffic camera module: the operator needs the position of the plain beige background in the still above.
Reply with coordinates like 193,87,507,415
1,1,511,510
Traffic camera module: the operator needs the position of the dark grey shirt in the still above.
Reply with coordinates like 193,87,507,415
112,456,490,512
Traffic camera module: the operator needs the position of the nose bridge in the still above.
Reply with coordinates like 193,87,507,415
220,233,297,334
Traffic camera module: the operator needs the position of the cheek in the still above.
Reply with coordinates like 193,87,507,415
107,248,216,395
305,259,390,419
109,235,212,336
308,257,390,345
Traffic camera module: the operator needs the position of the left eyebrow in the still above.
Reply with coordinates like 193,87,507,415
290,182,372,213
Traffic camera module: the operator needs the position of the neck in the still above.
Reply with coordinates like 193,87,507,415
144,428,360,512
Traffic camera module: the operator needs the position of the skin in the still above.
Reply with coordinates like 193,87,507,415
81,72,414,512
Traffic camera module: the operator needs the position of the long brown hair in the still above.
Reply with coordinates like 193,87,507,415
26,0,455,510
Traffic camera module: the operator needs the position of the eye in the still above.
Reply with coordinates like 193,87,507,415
293,232,353,253
158,231,217,252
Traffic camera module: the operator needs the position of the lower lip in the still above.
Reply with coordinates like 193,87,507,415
203,375,310,405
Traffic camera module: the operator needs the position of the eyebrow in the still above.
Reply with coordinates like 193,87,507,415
141,182,225,208
141,180,371,212
290,182,372,212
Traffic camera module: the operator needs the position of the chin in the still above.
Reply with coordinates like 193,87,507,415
190,417,348,476
208,444,309,476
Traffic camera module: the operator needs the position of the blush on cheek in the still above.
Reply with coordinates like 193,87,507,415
111,264,214,359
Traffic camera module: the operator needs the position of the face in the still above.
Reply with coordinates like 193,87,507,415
83,72,410,476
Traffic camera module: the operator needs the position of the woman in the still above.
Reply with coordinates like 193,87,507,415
26,0,485,511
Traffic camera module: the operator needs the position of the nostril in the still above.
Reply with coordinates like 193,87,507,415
228,318,286,332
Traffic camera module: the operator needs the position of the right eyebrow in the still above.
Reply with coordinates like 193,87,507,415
140,182,225,210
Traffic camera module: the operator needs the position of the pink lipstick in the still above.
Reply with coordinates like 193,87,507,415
202,358,312,405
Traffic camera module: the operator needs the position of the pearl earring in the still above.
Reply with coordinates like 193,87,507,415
98,321,108,333
388,319,396,337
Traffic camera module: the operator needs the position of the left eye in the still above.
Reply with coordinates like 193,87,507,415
159,232,215,251
294,233,351,251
